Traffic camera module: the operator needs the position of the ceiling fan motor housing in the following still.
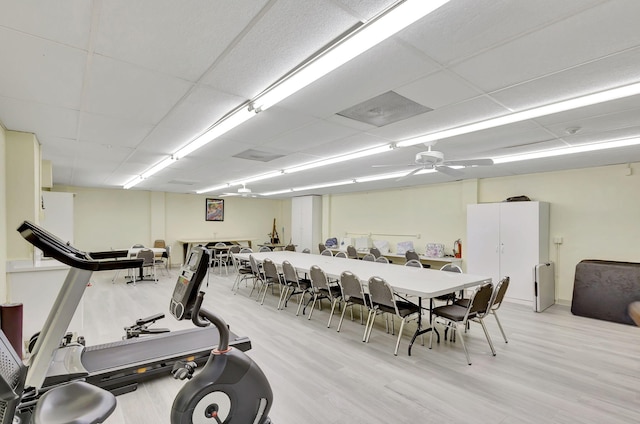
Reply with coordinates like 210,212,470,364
416,150,444,165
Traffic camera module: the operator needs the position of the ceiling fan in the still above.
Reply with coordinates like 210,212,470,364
374,144,494,180
222,184,260,197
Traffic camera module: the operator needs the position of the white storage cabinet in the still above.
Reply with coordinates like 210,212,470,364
291,195,322,253
466,202,549,304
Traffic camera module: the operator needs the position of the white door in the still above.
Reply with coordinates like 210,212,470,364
499,202,540,302
466,203,501,284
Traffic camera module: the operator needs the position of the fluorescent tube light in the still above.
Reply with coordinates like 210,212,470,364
196,183,231,195
293,180,355,192
355,171,415,183
493,137,640,164
253,0,449,111
123,175,144,190
285,144,393,174
235,171,284,185
397,81,640,148
174,107,255,159
261,188,295,196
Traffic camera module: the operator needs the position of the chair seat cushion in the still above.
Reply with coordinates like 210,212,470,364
396,300,420,317
454,298,470,308
433,304,471,321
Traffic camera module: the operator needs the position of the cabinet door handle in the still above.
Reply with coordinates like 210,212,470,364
501,243,505,253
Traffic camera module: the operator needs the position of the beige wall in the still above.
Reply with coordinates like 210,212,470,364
0,124,6,300
6,131,40,260
478,163,640,303
54,186,291,265
326,162,640,305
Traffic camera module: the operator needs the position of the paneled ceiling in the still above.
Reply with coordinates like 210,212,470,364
2,0,640,198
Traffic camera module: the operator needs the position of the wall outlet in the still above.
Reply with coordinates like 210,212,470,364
553,236,563,244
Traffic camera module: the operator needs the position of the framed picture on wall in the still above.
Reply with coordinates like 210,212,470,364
205,198,224,221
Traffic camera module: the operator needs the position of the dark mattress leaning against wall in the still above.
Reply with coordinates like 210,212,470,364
572,259,640,325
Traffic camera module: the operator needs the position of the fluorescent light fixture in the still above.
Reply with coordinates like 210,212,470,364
397,81,640,148
493,137,640,164
252,0,449,111
196,183,231,195
261,188,294,196
174,107,255,159
123,175,144,190
355,171,414,183
235,171,284,185
285,144,393,174
293,180,355,192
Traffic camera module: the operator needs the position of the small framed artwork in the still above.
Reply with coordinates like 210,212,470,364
205,198,224,221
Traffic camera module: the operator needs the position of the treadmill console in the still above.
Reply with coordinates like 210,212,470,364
170,246,210,320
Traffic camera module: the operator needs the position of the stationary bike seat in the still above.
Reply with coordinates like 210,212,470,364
34,381,116,424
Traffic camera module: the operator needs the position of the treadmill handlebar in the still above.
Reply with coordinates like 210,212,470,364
18,220,144,272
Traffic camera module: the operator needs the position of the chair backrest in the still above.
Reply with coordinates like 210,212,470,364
259,246,272,252
375,256,389,264
368,276,396,312
214,242,226,248
440,264,462,273
318,243,327,253
229,245,241,254
404,259,422,268
334,251,348,259
369,247,381,258
132,243,145,248
262,258,280,282
339,271,365,303
490,276,510,312
281,260,299,285
320,249,333,257
284,244,296,251
153,239,166,248
346,245,358,259
468,283,494,318
240,247,253,254
249,255,261,278
362,253,375,262
165,245,171,257
137,248,155,265
405,250,420,262
309,265,330,291
302,248,311,254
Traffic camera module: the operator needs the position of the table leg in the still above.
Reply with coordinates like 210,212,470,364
408,297,440,356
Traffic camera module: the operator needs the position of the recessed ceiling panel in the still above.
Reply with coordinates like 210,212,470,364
337,91,432,127
233,149,286,162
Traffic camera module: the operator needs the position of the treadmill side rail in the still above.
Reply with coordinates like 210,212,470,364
43,345,89,387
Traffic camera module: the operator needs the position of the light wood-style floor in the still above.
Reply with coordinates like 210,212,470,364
79,266,640,424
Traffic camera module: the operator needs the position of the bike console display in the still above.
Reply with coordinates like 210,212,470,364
169,246,210,320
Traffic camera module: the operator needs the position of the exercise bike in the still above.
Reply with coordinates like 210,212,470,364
169,248,273,424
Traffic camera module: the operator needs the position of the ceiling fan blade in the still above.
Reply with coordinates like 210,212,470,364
435,165,464,177
443,158,494,167
372,163,416,168
395,167,424,181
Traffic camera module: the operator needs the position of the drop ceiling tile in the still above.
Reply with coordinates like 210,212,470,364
541,107,640,140
451,0,640,92
401,0,605,65
334,0,398,20
490,47,640,111
0,0,91,49
78,113,154,148
222,105,316,145
395,70,482,110
0,97,78,139
85,55,193,123
265,119,361,152
279,37,440,118
201,0,359,99
0,27,86,109
95,0,269,81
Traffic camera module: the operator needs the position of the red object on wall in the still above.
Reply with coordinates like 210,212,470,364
1,303,23,359
454,239,462,259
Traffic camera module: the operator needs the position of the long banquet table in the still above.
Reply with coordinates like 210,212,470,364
235,251,491,355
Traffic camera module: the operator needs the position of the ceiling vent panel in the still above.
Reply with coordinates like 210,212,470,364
337,91,432,127
233,149,286,162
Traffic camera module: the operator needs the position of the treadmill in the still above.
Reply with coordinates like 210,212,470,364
17,221,250,397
